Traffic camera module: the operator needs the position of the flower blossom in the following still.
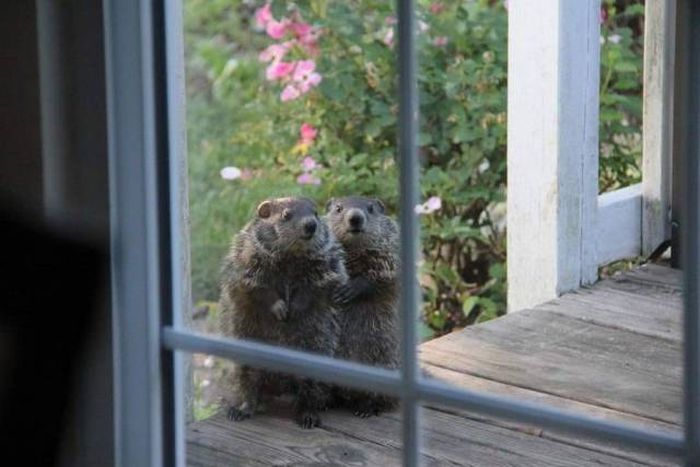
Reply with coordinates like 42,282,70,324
281,85,302,102
220,166,242,180
430,2,445,14
266,18,289,39
258,43,290,63
297,172,321,185
254,3,273,28
280,60,322,101
382,28,395,47
433,36,448,47
293,60,322,91
300,123,317,144
301,156,317,172
608,34,622,44
265,61,295,81
415,196,442,215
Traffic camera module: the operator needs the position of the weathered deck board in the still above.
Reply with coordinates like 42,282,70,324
422,365,678,466
187,265,684,466
421,308,682,424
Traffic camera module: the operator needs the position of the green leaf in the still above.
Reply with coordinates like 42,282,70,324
462,296,479,316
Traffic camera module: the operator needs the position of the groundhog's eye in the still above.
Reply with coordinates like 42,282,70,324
334,204,343,213
282,209,292,221
367,204,375,214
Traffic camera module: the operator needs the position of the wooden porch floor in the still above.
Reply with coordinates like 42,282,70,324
187,264,683,466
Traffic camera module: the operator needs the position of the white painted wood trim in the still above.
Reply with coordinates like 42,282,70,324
507,0,601,312
596,184,642,266
642,0,676,255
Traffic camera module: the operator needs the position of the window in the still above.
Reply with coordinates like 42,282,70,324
104,0,700,465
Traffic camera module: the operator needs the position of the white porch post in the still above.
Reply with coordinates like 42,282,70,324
642,0,676,256
507,0,601,312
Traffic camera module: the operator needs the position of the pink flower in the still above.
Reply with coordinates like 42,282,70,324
415,196,442,215
300,123,317,144
295,26,321,56
429,2,445,14
600,6,608,23
433,36,448,47
281,84,301,101
293,60,322,92
297,172,321,185
385,16,397,25
289,22,312,39
265,61,295,81
382,28,394,47
276,60,322,102
301,156,317,172
292,60,316,81
258,43,289,63
266,19,288,39
255,3,273,28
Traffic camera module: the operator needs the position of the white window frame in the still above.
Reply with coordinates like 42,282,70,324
104,0,700,466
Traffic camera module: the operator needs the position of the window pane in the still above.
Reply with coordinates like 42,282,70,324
182,1,408,463
420,399,681,466
186,357,402,465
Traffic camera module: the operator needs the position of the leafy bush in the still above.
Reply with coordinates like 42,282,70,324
185,0,644,339
599,0,644,191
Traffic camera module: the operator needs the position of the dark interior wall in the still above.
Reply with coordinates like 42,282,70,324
1,1,113,466
0,1,44,217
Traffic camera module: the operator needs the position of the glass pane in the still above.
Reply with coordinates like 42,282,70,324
420,400,681,465
187,356,402,465
181,0,407,463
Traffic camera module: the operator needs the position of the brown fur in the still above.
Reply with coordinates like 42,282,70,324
325,196,400,417
218,197,347,428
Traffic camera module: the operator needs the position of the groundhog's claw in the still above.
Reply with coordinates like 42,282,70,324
296,410,321,429
227,405,253,422
270,299,288,321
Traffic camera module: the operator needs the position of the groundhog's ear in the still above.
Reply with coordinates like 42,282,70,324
257,200,273,219
325,198,335,213
374,198,386,214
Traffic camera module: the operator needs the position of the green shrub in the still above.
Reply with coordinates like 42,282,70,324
185,0,644,339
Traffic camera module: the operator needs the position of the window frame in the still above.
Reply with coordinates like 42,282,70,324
104,0,700,466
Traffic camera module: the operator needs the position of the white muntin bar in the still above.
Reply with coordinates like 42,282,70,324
507,0,601,312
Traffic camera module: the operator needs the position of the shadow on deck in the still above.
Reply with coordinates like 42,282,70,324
187,264,683,466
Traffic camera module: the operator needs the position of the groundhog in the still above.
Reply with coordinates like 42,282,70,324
218,197,347,428
325,196,400,417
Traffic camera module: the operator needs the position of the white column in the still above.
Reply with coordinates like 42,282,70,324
642,0,676,255
507,0,601,312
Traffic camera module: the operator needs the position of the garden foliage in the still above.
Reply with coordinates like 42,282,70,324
185,0,644,339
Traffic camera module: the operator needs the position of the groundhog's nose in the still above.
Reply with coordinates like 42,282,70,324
302,218,317,238
347,209,365,231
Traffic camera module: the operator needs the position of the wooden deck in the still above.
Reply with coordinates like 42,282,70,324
187,264,684,466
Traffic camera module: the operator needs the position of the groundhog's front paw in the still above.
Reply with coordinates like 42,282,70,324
333,283,356,305
227,402,253,422
270,299,288,321
295,409,321,429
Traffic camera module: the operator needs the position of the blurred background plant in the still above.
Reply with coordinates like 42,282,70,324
185,0,645,343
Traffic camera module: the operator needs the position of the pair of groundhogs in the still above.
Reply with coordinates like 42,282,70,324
218,196,400,429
